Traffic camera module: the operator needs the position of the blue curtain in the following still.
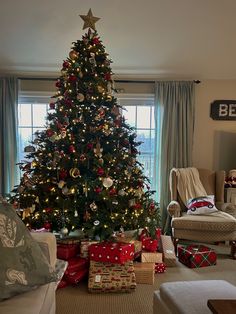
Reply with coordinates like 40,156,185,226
0,77,19,197
154,81,195,232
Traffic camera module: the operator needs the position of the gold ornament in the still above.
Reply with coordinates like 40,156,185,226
69,50,78,60
77,93,85,102
69,168,80,178
79,9,100,31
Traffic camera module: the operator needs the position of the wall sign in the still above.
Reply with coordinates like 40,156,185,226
210,100,236,120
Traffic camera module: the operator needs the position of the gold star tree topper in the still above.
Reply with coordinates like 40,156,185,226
79,9,100,31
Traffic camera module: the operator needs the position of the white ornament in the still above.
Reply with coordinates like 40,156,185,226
102,177,113,188
60,227,68,236
74,210,78,217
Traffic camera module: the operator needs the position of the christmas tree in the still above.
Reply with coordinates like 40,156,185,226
12,9,160,240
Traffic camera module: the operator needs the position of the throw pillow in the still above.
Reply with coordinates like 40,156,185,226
186,195,218,215
0,202,57,301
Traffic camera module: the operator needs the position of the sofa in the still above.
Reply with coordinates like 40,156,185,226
0,232,57,314
153,280,236,314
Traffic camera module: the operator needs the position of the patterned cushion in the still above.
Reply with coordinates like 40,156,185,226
186,195,218,215
0,202,57,301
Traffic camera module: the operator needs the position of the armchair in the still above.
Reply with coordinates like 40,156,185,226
167,168,236,259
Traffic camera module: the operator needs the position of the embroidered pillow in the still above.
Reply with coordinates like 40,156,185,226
0,202,57,301
186,195,218,215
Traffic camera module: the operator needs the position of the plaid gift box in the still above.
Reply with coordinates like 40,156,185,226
178,244,217,268
88,260,136,293
89,241,134,264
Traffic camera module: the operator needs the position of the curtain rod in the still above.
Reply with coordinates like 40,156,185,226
18,77,201,84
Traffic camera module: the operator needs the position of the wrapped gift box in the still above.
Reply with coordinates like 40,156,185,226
155,262,166,273
89,242,134,264
141,252,163,263
142,237,158,252
88,260,136,293
80,241,98,259
65,268,88,285
160,235,176,267
57,243,79,260
116,237,142,254
57,279,69,289
64,256,89,276
178,245,217,268
134,262,155,284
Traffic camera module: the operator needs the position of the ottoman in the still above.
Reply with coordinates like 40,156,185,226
153,280,236,314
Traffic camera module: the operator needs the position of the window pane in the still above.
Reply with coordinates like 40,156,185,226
18,128,32,161
18,104,32,126
137,106,150,129
122,106,136,127
151,106,155,129
150,130,155,153
136,129,151,153
33,104,47,127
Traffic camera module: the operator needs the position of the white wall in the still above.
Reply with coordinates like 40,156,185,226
193,80,236,172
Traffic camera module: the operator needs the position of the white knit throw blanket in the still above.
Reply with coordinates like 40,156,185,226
174,167,207,205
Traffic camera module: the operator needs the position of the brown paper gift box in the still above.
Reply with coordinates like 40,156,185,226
88,260,136,293
141,252,163,263
134,262,155,284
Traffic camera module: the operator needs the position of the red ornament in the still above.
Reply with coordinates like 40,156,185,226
49,102,55,109
134,203,141,209
59,169,68,180
94,187,102,193
46,129,54,137
87,143,93,150
43,222,51,230
92,37,100,45
45,207,53,213
109,188,117,195
69,145,76,153
63,61,70,68
97,167,104,176
68,75,77,83
65,98,73,107
55,80,61,88
104,73,111,81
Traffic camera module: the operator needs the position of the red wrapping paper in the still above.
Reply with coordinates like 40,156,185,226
155,262,166,273
57,243,79,260
89,241,134,264
64,256,89,276
142,237,158,252
65,268,88,285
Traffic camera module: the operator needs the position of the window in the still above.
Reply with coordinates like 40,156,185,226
18,95,50,162
118,95,157,196
18,93,159,199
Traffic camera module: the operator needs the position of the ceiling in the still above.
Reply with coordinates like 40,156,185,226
1,0,236,80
